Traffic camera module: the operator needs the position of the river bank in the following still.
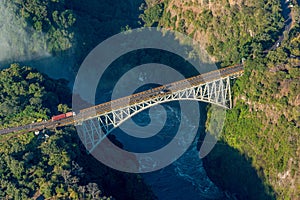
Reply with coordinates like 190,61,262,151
0,0,287,198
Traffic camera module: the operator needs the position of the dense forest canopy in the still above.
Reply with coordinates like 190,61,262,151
0,0,143,69
0,64,71,128
0,65,155,199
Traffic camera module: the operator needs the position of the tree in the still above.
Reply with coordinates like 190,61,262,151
58,104,70,113
86,183,101,200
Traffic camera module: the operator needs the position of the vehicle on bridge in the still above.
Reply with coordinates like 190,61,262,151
159,88,171,94
51,112,76,121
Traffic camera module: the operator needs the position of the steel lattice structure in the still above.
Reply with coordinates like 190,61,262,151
77,75,238,153
0,65,244,147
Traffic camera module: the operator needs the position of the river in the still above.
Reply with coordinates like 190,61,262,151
0,0,231,199
0,0,297,198
0,52,229,200
99,91,227,199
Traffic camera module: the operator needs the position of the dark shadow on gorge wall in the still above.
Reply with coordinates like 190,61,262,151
65,0,146,71
0,0,145,75
74,136,156,200
201,142,276,200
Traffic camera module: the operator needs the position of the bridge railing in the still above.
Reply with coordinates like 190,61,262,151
78,64,244,116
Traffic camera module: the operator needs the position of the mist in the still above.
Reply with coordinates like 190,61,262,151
0,1,51,64
0,0,75,85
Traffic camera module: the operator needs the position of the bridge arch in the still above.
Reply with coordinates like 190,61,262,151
76,76,232,153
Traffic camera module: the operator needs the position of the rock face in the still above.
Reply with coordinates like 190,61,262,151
141,0,300,199
147,0,284,65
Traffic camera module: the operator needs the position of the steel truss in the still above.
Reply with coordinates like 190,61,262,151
77,76,234,153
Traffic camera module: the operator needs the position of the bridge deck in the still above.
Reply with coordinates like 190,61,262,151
0,65,244,136
78,64,243,116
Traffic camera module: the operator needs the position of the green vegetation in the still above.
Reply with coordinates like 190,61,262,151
0,127,110,199
1,0,299,199
218,30,300,198
0,65,156,199
0,64,70,128
141,0,300,199
1,0,143,70
19,0,76,53
203,143,276,200
0,0,76,63
203,26,300,199
142,0,285,66
140,3,165,27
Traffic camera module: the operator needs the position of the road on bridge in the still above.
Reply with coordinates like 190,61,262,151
0,64,244,137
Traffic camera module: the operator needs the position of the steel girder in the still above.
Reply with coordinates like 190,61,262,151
77,76,233,153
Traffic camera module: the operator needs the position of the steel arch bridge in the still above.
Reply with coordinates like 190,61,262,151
0,65,244,152
75,65,243,153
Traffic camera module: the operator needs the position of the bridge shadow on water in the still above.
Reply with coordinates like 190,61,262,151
201,140,276,200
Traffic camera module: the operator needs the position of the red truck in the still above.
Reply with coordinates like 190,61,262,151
51,114,66,121
65,112,74,118
51,112,75,121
